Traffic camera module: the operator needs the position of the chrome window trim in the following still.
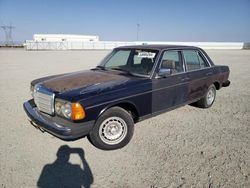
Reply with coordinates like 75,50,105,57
100,48,160,78
197,50,212,67
182,49,211,72
151,47,213,79
151,47,190,79
106,47,213,79
152,48,186,79
154,65,213,78
158,50,185,74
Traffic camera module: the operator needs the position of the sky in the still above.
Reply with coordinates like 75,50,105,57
0,0,249,43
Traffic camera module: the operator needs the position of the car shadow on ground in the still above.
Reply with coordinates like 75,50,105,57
37,145,93,188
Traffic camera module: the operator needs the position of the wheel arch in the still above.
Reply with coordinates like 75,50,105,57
213,81,221,90
98,101,139,123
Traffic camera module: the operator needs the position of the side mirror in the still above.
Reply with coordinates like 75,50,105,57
157,68,171,78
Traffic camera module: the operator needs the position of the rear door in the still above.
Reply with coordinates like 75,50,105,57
182,50,214,101
152,50,189,112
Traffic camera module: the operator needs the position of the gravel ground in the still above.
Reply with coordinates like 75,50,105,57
0,49,249,188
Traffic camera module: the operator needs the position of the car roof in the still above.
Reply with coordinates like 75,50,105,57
117,44,201,50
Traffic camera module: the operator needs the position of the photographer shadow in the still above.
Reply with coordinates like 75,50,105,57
37,145,93,188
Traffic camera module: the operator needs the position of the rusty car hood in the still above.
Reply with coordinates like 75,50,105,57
39,70,128,93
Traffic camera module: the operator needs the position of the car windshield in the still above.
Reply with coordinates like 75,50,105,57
99,48,159,77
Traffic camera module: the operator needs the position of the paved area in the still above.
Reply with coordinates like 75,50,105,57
0,49,249,187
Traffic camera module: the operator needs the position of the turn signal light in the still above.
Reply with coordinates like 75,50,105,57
71,102,85,120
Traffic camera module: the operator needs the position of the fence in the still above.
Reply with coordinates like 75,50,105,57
25,40,247,50
25,41,136,50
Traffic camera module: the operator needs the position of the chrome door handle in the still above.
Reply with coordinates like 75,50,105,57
206,72,213,76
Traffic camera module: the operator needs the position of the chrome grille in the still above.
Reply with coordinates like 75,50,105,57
33,84,55,115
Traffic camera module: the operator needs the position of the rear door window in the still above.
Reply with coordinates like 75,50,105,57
183,50,209,71
198,52,208,68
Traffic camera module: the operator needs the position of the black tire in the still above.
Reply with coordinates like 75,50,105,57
196,84,216,108
87,107,134,150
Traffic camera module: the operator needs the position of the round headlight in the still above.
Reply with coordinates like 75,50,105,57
61,103,72,119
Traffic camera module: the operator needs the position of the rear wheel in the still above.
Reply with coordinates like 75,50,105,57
196,84,216,108
88,107,134,150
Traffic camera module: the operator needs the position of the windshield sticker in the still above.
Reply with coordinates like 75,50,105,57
137,52,156,58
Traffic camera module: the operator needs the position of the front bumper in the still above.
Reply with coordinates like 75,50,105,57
23,99,94,141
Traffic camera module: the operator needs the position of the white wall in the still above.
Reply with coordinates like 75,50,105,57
25,40,245,50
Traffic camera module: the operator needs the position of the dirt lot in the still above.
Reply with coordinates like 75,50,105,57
0,49,249,188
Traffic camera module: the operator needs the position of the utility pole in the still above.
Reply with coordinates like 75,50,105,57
1,23,15,46
136,23,140,41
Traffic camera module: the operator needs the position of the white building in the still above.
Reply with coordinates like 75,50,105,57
25,34,246,50
33,34,99,42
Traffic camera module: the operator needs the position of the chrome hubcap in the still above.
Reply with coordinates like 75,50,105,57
207,87,215,105
99,117,127,145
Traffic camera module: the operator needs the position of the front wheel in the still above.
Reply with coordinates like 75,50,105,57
196,84,216,108
88,107,134,150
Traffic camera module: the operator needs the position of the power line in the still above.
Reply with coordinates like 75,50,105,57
1,23,15,45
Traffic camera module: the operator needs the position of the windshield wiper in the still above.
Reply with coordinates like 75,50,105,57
95,65,106,70
111,67,148,78
110,67,134,75
110,67,148,78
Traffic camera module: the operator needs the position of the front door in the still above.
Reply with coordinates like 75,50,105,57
152,50,189,113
